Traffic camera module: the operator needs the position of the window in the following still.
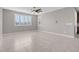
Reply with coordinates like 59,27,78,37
15,14,32,26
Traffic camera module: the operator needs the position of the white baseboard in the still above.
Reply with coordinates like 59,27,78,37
39,30,74,38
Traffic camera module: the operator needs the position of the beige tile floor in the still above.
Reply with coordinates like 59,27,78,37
0,31,79,52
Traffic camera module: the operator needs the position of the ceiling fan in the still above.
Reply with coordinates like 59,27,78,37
31,7,42,14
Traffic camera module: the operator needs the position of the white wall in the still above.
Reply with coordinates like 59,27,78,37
0,7,77,35
3,9,38,33
0,8,3,34
38,7,76,37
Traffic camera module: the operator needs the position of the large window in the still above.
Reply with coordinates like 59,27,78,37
15,14,32,26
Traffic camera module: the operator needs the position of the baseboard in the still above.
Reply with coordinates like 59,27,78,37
38,30,74,38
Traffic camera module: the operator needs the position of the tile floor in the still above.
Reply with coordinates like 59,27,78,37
0,31,79,52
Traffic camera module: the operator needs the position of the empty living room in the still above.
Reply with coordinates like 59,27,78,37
1,0,79,59
0,7,79,52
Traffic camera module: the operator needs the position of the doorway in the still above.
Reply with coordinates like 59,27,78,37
77,13,79,34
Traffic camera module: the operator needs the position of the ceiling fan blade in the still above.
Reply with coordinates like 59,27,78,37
31,7,43,13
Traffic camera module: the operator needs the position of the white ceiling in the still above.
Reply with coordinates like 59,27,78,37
3,7,64,15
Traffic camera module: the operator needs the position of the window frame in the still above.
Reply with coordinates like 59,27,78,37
15,14,32,26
